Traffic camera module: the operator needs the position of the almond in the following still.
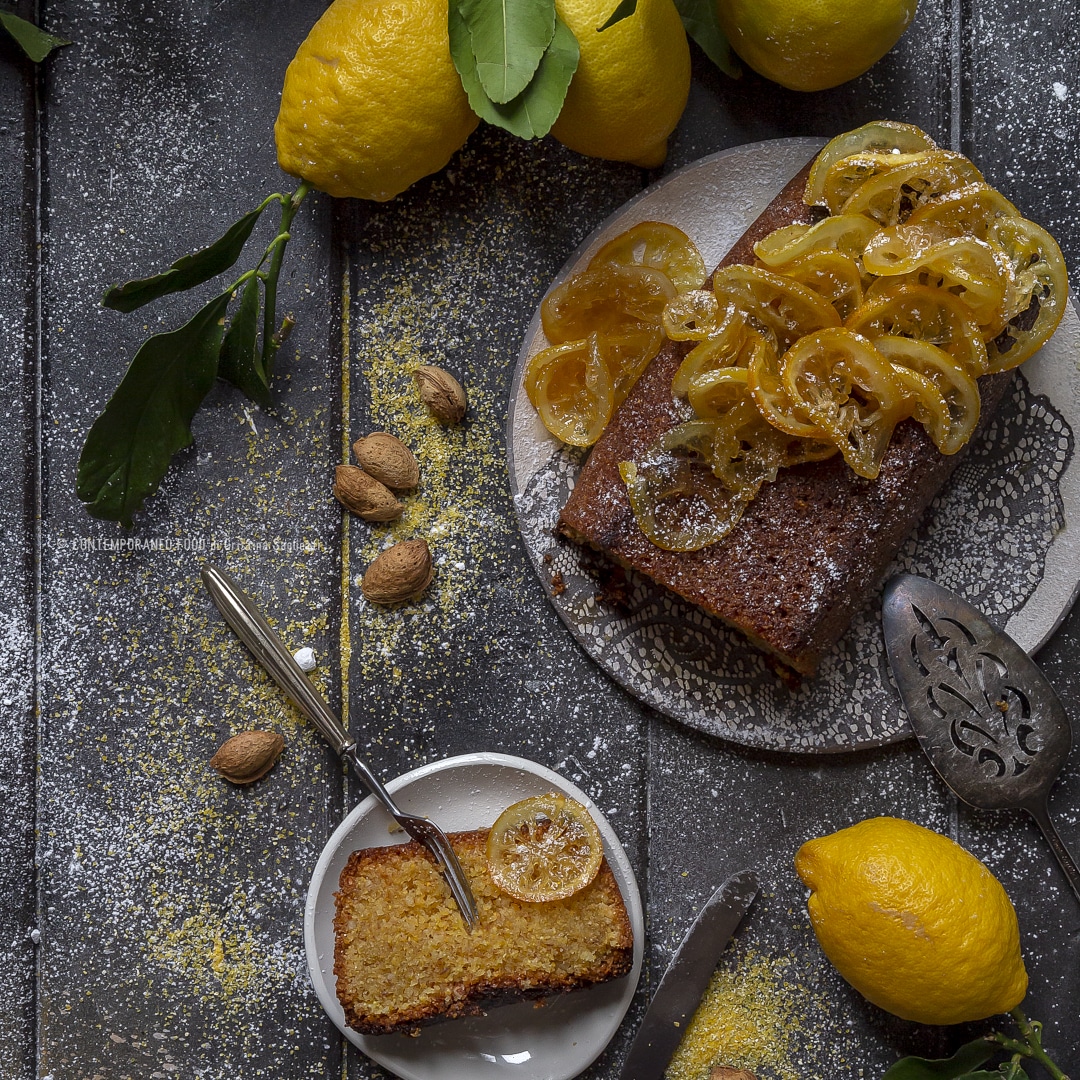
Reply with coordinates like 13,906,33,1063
362,539,434,605
414,365,466,425
210,730,284,785
353,432,419,490
333,464,403,522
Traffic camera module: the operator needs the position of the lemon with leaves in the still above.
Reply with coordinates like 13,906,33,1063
716,0,919,92
275,0,478,201
795,816,1028,1025
550,0,691,168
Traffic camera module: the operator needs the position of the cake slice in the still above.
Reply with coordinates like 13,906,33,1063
557,165,1011,676
333,830,634,1035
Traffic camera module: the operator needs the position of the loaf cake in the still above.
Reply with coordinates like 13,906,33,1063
333,829,634,1035
557,165,1011,676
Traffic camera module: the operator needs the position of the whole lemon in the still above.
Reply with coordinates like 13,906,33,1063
716,0,919,92
274,0,479,201
550,0,691,169
795,817,1027,1026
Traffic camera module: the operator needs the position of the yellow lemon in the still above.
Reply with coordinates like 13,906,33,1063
550,0,691,169
795,816,1028,1026
716,0,919,92
274,0,479,202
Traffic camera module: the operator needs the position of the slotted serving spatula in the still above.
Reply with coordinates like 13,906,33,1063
882,573,1080,905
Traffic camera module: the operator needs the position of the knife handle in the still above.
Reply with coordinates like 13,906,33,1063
201,564,353,756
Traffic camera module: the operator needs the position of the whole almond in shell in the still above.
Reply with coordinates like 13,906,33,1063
362,539,434,604
210,730,284,785
333,464,403,522
414,365,466,425
353,432,419,490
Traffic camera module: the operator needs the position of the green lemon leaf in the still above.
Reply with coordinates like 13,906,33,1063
451,7,578,139
103,204,268,313
457,0,555,104
598,0,637,31
0,11,71,63
77,290,231,525
674,0,741,78
882,1040,999,1080
218,277,269,407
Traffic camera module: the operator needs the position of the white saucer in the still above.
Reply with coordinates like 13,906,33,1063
304,752,644,1080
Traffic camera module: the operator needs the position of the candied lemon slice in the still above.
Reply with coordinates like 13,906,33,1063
705,400,789,495
486,793,604,903
875,334,980,454
742,329,829,440
985,216,1069,371
589,221,707,294
889,365,951,449
846,282,988,376
663,290,724,340
620,454,753,551
781,328,907,479
907,182,1021,239
820,151,941,216
754,213,881,266
541,262,677,344
863,226,1013,332
840,150,985,225
771,250,865,321
595,325,664,398
713,264,841,354
805,121,940,207
687,365,752,420
671,315,752,397
525,337,614,447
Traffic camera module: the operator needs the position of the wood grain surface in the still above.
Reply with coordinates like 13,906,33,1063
1,0,1077,1077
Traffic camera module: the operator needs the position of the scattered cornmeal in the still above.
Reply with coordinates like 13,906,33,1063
665,955,805,1080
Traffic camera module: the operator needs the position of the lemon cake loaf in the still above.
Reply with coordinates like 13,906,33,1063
557,165,1011,676
333,829,634,1035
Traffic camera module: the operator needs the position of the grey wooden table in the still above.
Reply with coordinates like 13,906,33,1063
2,2,1078,1078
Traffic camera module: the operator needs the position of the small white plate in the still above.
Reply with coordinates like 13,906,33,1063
304,753,644,1080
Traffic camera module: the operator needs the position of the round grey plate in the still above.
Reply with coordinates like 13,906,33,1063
507,137,1080,754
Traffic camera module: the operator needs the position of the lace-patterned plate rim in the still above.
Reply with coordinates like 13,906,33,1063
506,139,1080,754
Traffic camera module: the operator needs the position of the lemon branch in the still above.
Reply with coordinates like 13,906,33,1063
992,1010,1070,1080
78,181,316,524
259,181,311,373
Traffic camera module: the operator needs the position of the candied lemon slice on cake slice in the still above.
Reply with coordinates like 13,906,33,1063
486,794,604,903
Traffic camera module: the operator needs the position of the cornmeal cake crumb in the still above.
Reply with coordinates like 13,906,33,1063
333,829,634,1035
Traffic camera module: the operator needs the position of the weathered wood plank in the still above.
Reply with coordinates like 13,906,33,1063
337,124,652,1077
36,2,344,1076
962,0,1080,1060
0,18,39,1080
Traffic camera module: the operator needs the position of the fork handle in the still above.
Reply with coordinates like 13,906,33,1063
202,565,355,755
202,565,405,810
1025,799,1080,907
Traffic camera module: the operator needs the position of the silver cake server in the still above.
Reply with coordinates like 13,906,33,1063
201,563,479,931
882,572,1080,905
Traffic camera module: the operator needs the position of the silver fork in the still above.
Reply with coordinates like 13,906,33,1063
201,563,479,931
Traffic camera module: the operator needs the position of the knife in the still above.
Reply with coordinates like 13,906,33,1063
619,870,759,1080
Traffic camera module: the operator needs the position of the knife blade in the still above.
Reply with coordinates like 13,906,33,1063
619,870,759,1080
